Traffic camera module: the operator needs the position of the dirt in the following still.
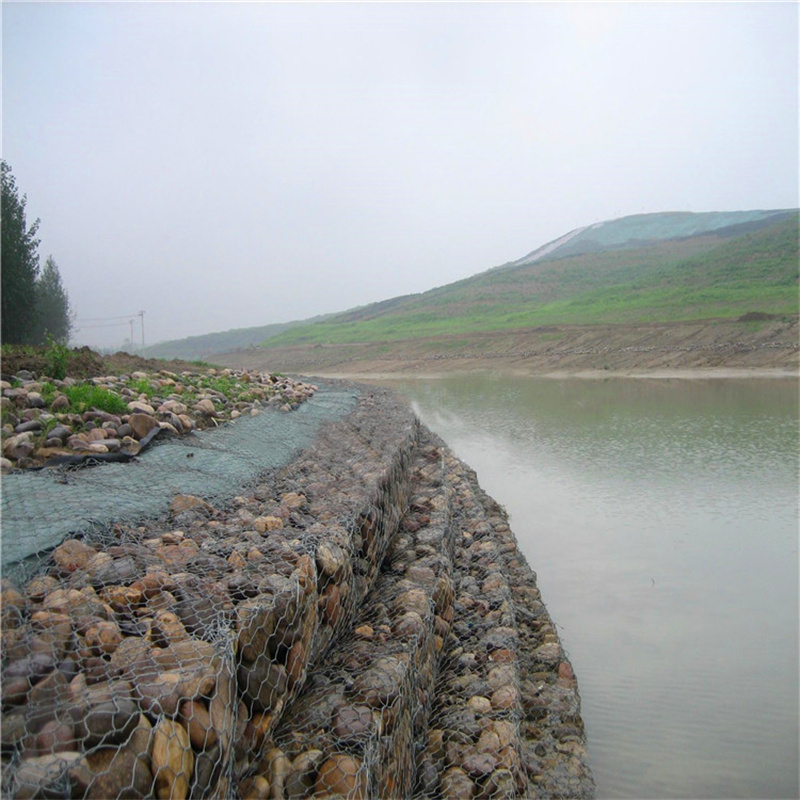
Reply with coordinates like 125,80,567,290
212,317,800,379
1,347,211,380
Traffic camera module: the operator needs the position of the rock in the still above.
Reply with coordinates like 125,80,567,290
286,750,325,798
73,680,139,749
332,703,375,740
352,656,405,708
11,752,89,799
83,744,153,799
4,433,34,459
264,748,291,798
253,515,284,533
239,775,270,800
238,656,287,712
34,719,78,755
14,419,42,434
491,684,520,711
170,494,214,516
128,412,160,439
315,542,346,578
441,766,475,799
127,401,156,415
53,539,97,573
83,619,123,655
395,587,430,616
152,718,194,800
194,398,216,416
314,754,367,799
179,699,217,750
51,394,70,411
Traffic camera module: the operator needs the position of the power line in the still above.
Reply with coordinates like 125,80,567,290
73,314,141,323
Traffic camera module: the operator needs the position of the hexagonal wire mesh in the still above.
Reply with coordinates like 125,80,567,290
1,381,593,799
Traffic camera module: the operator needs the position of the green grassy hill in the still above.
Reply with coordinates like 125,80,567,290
145,316,331,361
262,211,799,348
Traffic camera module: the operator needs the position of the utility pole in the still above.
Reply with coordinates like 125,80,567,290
139,311,145,356
129,318,134,350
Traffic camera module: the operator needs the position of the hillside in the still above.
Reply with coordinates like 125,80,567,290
143,315,332,362
260,210,798,348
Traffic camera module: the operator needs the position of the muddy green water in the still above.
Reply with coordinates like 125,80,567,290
376,376,799,800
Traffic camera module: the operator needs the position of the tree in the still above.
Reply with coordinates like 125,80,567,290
1,161,41,344
33,255,74,344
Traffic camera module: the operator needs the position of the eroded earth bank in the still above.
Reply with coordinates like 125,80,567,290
1,378,594,799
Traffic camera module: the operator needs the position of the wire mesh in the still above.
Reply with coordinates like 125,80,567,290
1,380,594,799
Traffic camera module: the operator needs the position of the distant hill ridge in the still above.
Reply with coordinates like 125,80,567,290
145,209,798,360
511,209,795,266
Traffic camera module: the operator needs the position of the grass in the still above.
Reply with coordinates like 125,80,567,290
62,384,129,415
263,215,798,347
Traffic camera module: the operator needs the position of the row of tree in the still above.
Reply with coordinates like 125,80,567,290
2,160,73,345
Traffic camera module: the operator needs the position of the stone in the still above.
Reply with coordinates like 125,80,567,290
352,656,405,708
34,719,78,755
170,494,214,516
332,703,375,740
194,398,217,416
286,750,325,798
179,699,217,750
83,744,153,799
72,680,139,748
83,619,123,655
53,539,97,573
237,656,287,712
491,684,520,711
253,515,283,533
314,754,367,799
152,718,194,800
127,401,156,415
315,542,346,578
128,412,160,439
440,766,474,800
11,752,89,799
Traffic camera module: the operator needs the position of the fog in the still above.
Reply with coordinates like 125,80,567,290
3,2,797,349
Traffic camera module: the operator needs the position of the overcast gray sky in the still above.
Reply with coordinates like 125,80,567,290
3,2,797,349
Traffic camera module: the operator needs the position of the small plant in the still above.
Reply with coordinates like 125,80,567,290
127,377,154,397
63,384,128,415
44,334,70,381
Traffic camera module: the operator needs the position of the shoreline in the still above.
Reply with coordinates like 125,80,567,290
293,365,799,382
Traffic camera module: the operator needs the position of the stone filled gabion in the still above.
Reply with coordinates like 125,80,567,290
1,383,594,799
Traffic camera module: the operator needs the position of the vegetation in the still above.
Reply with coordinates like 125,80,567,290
143,316,332,361
262,213,799,348
61,384,129,416
1,161,74,346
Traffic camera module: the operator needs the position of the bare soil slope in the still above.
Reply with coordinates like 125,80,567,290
214,317,799,378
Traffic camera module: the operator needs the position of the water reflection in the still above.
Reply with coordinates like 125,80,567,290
374,376,799,799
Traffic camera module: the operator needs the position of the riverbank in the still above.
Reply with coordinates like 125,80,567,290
1,378,594,798
214,317,799,379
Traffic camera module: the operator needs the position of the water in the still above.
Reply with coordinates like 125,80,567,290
374,375,799,800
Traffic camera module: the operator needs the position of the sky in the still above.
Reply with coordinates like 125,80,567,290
2,2,798,350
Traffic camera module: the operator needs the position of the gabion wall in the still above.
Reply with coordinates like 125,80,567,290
1,384,595,799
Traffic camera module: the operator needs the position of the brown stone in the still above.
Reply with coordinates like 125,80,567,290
53,539,97,573
83,744,153,799
152,718,194,800
253,515,283,533
84,619,123,655
238,656,287,712
170,494,214,516
286,750,324,798
332,703,374,740
179,699,217,750
314,754,367,799
11,752,90,799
